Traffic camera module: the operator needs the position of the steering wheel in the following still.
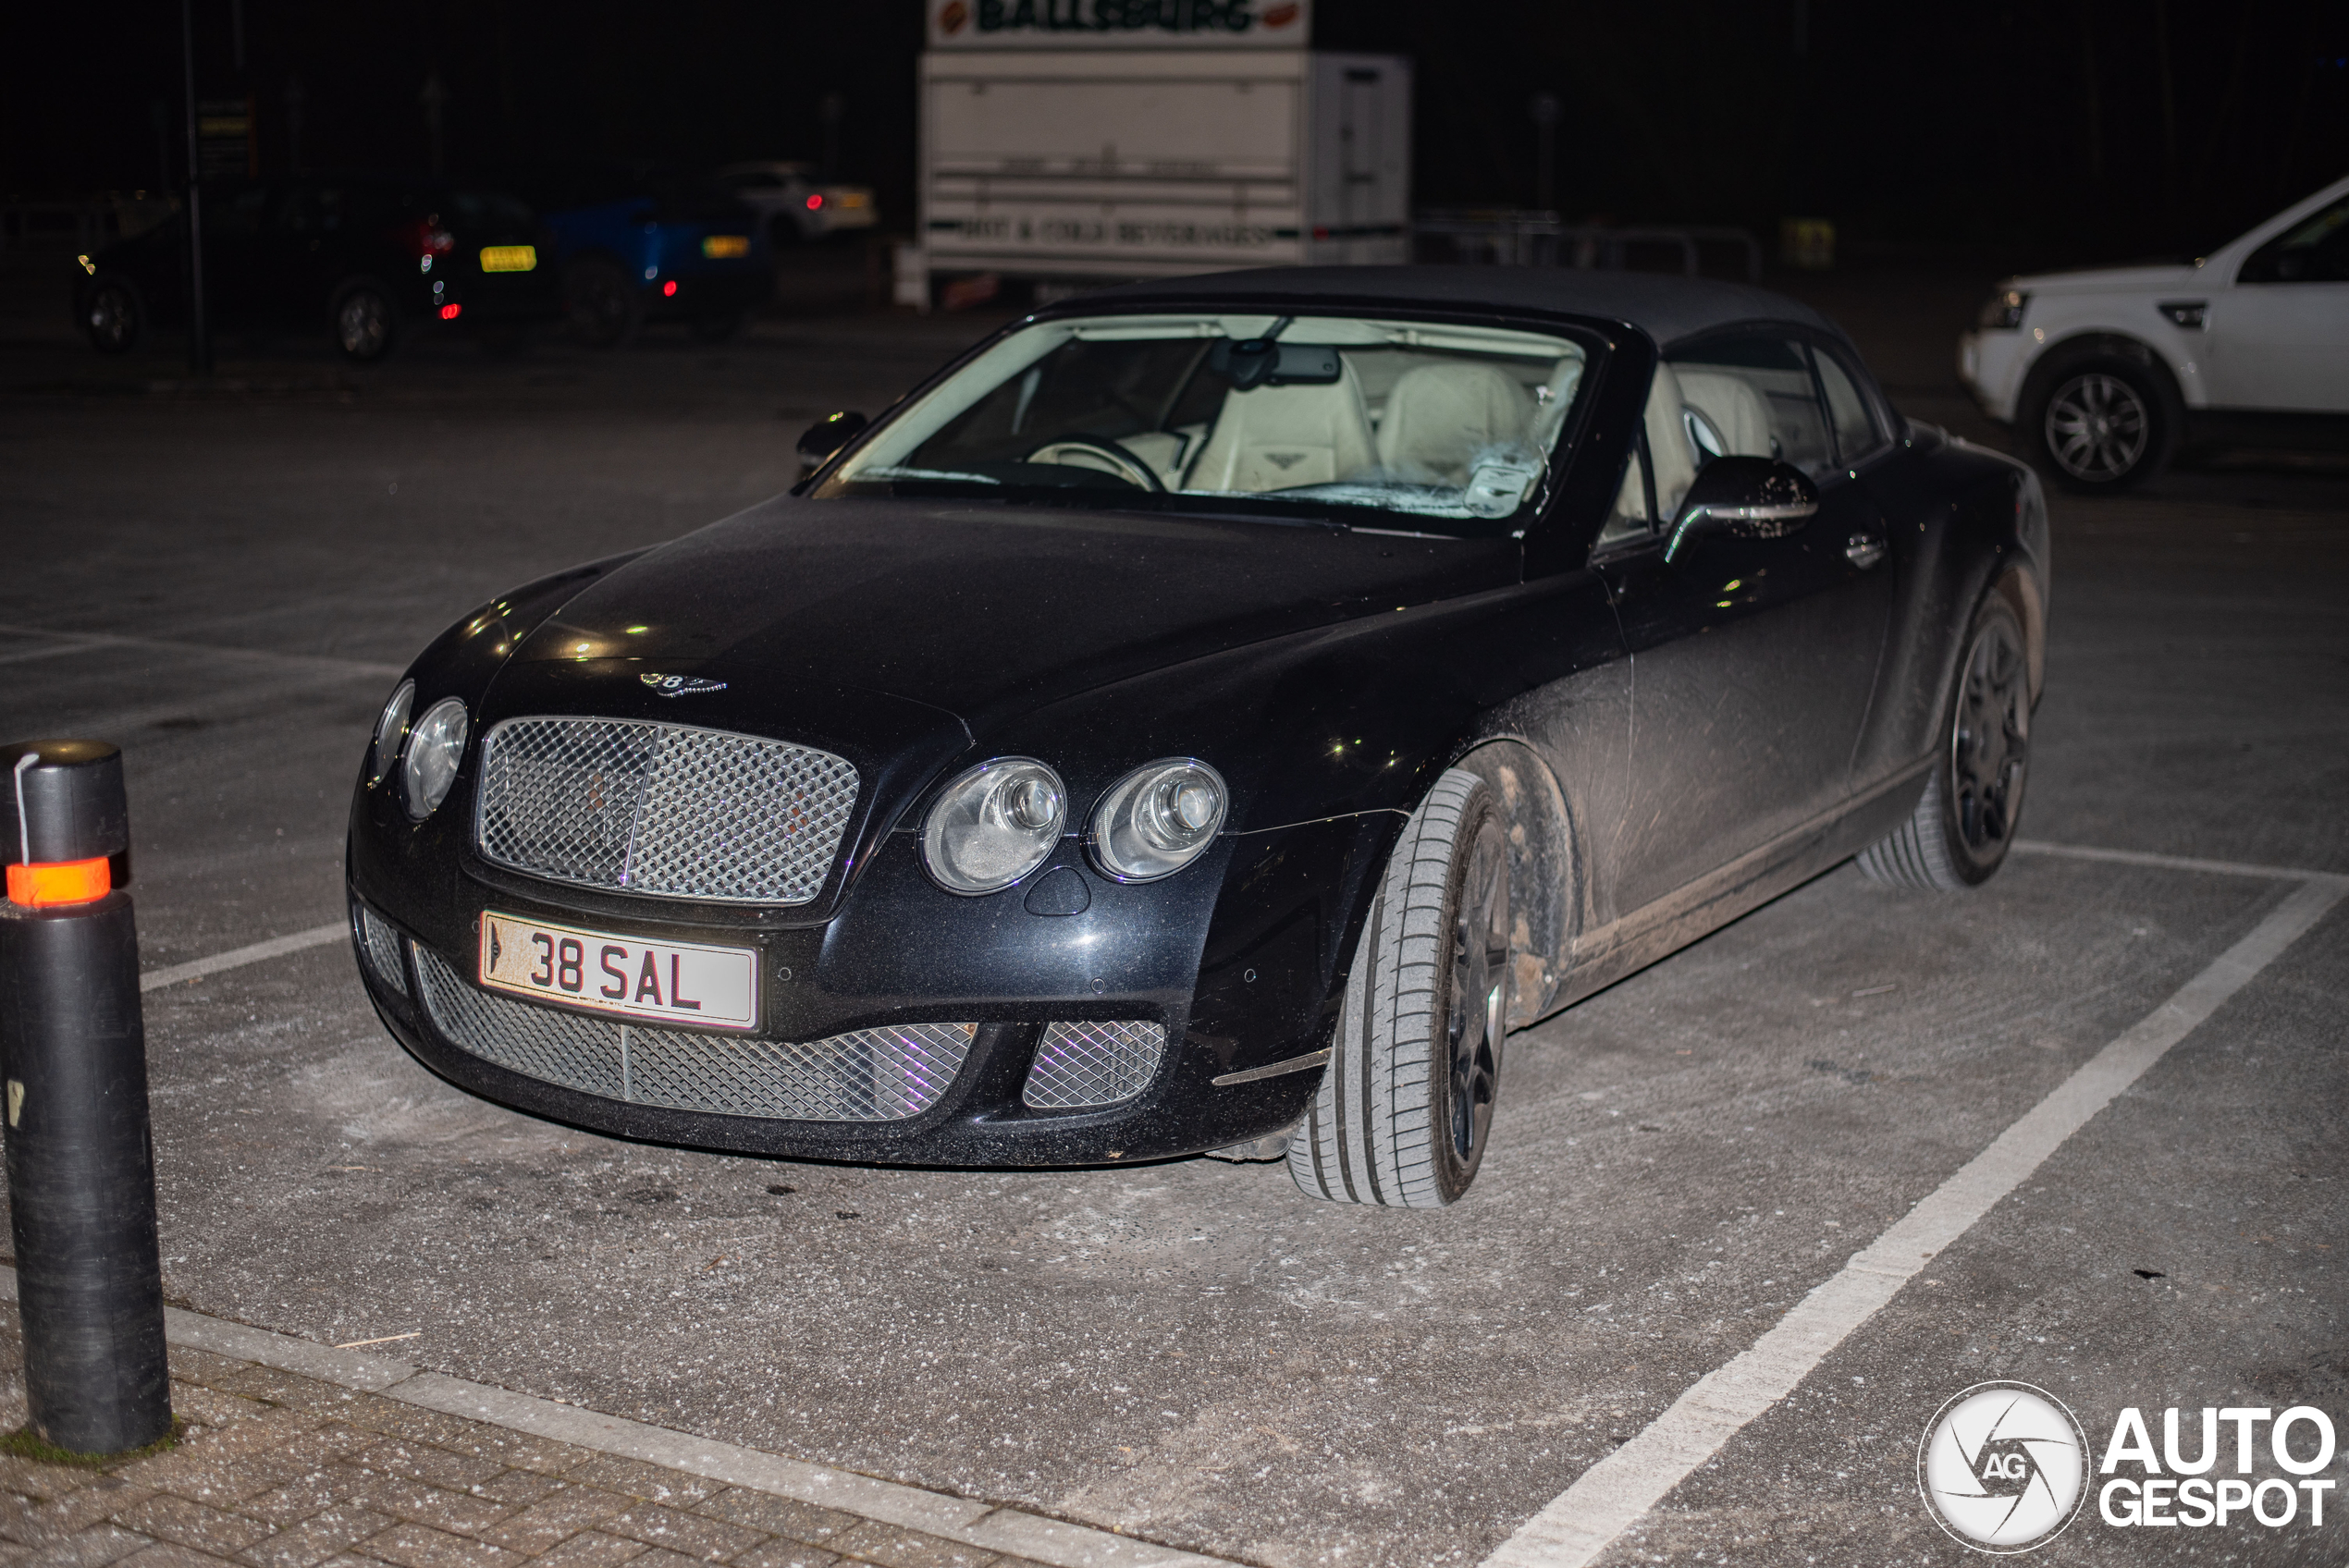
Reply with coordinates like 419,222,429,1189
1023,436,1166,492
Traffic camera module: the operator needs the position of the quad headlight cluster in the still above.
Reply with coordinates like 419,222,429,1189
369,680,469,822
921,755,1226,895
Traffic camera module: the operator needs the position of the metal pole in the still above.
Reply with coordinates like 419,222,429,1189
0,741,173,1458
180,0,211,375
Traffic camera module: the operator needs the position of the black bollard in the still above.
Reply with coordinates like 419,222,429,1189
0,740,172,1455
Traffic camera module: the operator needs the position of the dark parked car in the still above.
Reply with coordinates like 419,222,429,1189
75,176,560,361
529,165,772,346
347,267,2048,1208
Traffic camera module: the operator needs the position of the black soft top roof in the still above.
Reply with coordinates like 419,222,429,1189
1077,265,1839,351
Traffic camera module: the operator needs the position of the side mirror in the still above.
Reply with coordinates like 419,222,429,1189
1666,457,1819,559
797,410,868,478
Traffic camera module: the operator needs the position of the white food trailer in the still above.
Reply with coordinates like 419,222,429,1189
906,0,1410,305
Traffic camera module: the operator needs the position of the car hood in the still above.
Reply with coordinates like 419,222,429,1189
511,495,1519,732
1999,261,2210,296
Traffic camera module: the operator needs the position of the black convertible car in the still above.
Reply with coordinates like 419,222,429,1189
347,267,2048,1208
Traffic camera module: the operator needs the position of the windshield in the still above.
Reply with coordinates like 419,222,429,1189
819,312,1595,534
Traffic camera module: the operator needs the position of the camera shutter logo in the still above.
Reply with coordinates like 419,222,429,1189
1918,1381,2089,1552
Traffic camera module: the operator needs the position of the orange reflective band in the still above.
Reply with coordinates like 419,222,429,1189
6,857,111,908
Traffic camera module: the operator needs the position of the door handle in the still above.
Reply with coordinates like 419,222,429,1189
1845,533,1886,570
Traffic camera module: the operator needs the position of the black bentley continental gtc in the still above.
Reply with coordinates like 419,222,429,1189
347,267,2048,1208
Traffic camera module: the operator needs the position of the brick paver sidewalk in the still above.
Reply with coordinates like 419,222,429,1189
0,1325,1096,1568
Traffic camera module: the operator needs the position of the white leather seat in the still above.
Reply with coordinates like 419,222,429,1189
1675,369,1774,460
1643,363,1699,521
1527,353,1586,453
1184,361,1378,493
1373,363,1532,484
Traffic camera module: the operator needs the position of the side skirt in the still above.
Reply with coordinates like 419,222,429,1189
1538,759,1932,1020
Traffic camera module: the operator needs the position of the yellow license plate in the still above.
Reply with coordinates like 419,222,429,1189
838,192,870,209
479,245,536,273
701,234,751,259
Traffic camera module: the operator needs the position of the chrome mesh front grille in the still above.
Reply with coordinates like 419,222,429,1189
412,948,972,1122
354,904,408,996
1023,1020,1166,1109
473,717,859,904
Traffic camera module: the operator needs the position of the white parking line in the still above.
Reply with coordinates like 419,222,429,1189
2014,837,2348,887
141,922,347,992
1483,865,2346,1568
0,623,404,679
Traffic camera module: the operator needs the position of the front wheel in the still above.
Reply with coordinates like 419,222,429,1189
2022,358,2173,491
1290,768,1511,1207
1857,591,2031,889
331,281,400,362
84,278,145,353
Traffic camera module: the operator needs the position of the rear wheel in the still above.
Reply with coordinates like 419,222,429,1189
1290,768,1511,1207
331,281,400,362
84,278,144,353
1857,592,2031,889
2022,357,2173,491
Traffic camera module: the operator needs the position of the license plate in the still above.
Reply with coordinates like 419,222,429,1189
479,245,537,273
701,234,750,259
478,912,756,1030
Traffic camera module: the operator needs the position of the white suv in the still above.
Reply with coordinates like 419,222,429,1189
1960,173,2349,489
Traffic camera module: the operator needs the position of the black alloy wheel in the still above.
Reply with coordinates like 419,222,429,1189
1856,592,2032,889
84,279,144,353
332,282,399,362
1290,768,1512,1207
1945,600,2032,875
1444,814,1511,1173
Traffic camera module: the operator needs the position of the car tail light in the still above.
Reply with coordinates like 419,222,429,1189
439,303,461,320
662,280,678,297
402,220,456,258
805,193,824,211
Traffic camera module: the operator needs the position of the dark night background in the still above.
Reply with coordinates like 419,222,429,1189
7,0,2348,263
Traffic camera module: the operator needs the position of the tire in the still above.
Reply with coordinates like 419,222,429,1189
2020,355,2175,491
689,309,746,344
83,277,145,353
1290,768,1512,1207
330,281,400,362
1856,592,2032,890
564,258,641,349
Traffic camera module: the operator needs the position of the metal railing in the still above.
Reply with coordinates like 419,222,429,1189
1415,210,1764,283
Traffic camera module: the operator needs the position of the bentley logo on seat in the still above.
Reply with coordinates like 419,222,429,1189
640,673,728,697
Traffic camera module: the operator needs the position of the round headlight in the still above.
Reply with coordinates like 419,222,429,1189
1088,758,1226,882
921,757,1066,895
368,680,414,786
400,697,469,821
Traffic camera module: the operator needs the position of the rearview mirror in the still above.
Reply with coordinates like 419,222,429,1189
797,410,868,477
1666,457,1819,558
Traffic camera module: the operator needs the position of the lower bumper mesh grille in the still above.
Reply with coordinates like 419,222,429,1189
1023,1020,1166,1109
412,948,973,1122
353,904,408,997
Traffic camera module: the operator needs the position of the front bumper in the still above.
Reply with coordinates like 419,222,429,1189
1958,328,2030,423
347,818,1346,1166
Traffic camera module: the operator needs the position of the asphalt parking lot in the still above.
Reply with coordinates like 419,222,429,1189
3,270,2345,1567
